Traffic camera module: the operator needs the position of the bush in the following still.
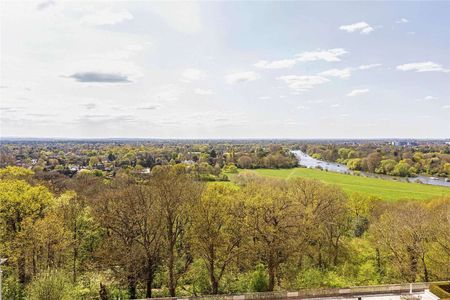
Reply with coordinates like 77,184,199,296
250,264,269,292
296,268,325,289
27,270,73,300
2,275,23,300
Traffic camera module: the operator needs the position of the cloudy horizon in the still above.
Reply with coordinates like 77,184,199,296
1,1,449,139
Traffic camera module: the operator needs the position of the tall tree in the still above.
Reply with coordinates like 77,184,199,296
191,183,247,294
151,165,204,296
244,178,296,291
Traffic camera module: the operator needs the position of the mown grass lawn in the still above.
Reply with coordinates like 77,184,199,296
243,168,450,201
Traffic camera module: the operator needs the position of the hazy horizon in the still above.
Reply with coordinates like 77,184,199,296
1,1,450,138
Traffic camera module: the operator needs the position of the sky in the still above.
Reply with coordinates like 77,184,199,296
1,0,449,139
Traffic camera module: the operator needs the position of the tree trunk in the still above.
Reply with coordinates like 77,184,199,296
421,255,429,282
72,223,78,284
211,279,219,295
146,260,155,298
128,275,137,299
18,251,26,284
375,248,384,277
268,253,275,292
407,246,418,282
73,246,78,283
168,249,176,297
99,283,108,300
209,248,219,294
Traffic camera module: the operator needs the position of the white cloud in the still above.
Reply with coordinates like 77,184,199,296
396,62,450,73
443,105,450,109
295,48,347,62
254,59,297,69
181,68,205,82
278,75,329,92
358,64,381,70
339,22,374,34
226,71,260,84
347,89,370,97
330,104,340,108
319,68,352,79
296,105,309,110
254,48,347,70
81,8,133,26
424,96,438,100
194,88,214,96
396,18,409,24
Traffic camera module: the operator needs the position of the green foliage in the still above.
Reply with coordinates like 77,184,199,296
347,158,362,170
223,163,238,173
249,264,269,292
0,166,34,179
26,270,73,300
185,260,211,295
2,275,24,300
295,268,325,289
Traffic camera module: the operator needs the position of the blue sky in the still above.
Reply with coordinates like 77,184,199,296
1,0,449,138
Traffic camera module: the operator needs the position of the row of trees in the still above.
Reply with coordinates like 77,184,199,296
0,166,449,299
306,144,450,178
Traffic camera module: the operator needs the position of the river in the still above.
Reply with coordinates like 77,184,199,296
291,150,450,187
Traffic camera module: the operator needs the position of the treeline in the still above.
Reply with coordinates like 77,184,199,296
0,166,449,299
305,144,450,178
0,143,297,180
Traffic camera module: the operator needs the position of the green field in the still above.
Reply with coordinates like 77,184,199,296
242,168,450,201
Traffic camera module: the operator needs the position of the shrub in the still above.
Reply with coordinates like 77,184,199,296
26,270,73,300
295,268,324,289
250,264,269,292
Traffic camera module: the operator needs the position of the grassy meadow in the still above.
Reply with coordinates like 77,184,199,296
239,168,450,201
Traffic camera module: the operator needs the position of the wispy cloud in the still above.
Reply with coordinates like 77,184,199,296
254,59,297,69
339,22,374,34
319,68,352,79
194,88,214,95
278,75,329,92
396,18,409,24
396,61,450,73
424,96,438,100
226,71,260,84
358,64,381,70
181,68,205,82
0,106,24,113
81,8,133,26
83,103,97,110
36,0,55,11
137,104,159,110
68,72,131,83
296,48,348,62
347,89,370,97
254,48,347,69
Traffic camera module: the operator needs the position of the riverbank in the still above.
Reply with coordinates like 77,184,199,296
291,150,450,188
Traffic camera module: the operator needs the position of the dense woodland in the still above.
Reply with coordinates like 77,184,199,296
0,164,449,300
